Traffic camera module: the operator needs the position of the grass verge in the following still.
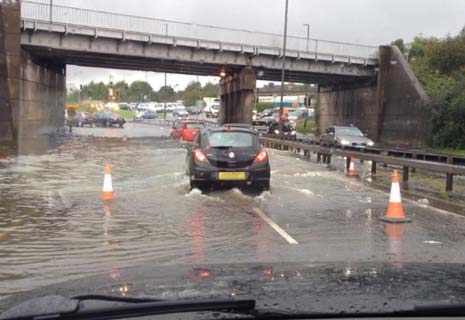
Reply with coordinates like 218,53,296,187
295,119,316,134
116,110,136,119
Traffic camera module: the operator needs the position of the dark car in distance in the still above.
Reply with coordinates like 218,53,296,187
267,121,296,137
92,110,126,127
186,127,270,191
72,111,94,127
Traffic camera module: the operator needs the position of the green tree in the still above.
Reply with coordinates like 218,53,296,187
81,81,107,101
182,81,202,106
129,81,154,102
66,88,79,103
406,31,465,148
114,81,130,102
201,82,219,97
158,85,176,102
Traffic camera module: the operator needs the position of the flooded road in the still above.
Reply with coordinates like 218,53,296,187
2,123,465,297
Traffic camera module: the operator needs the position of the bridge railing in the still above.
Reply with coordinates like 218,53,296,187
21,1,378,61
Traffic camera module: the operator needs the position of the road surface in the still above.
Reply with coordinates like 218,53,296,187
1,122,465,298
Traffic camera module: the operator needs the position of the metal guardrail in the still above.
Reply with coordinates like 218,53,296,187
136,118,217,128
260,136,465,193
21,1,378,61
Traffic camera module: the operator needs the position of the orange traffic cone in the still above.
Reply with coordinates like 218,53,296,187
101,165,114,200
347,157,357,177
379,170,411,223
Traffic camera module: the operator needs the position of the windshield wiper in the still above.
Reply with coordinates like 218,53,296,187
0,295,256,320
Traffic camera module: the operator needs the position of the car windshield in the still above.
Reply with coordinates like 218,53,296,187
336,127,363,136
3,0,465,317
186,122,205,129
206,131,257,147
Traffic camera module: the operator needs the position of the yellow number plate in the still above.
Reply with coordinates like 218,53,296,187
218,172,246,181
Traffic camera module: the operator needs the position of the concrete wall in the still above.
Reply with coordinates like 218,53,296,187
377,46,430,145
0,0,65,154
0,2,20,147
319,84,379,138
17,51,66,154
318,46,429,147
219,67,256,125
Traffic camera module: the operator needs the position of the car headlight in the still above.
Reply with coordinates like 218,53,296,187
274,129,279,134
340,139,350,145
291,130,296,135
367,141,374,146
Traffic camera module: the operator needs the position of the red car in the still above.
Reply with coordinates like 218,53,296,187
170,120,206,142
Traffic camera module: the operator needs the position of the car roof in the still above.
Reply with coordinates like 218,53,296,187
202,126,258,135
333,126,360,129
179,119,204,123
222,123,253,128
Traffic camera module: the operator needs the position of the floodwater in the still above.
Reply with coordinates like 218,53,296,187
2,123,465,297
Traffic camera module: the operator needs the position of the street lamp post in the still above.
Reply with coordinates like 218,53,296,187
303,24,310,51
163,73,167,120
49,0,53,23
278,0,289,136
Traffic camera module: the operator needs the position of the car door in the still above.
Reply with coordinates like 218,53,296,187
171,121,181,138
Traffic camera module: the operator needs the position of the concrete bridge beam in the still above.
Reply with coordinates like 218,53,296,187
219,67,256,125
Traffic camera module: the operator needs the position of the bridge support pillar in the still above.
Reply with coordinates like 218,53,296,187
0,1,21,151
219,67,256,125
0,1,66,154
17,51,66,154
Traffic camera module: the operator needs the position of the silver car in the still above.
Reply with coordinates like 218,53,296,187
320,126,374,148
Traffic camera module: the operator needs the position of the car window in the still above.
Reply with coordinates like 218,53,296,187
186,123,205,129
204,131,258,148
336,127,363,136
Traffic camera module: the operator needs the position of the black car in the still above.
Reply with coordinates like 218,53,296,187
267,121,296,137
92,110,126,127
186,127,270,191
72,111,94,127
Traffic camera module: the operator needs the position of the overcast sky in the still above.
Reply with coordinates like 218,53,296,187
40,0,465,90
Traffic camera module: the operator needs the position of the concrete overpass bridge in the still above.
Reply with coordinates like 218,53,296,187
1,1,428,153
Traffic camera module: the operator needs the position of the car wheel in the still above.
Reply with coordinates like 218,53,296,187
119,123,124,128
257,180,270,191
190,179,204,191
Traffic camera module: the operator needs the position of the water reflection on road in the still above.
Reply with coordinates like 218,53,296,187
2,123,465,297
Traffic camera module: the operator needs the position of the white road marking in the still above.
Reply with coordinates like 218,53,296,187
252,207,298,245
424,240,443,244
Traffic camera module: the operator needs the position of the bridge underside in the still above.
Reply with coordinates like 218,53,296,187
20,27,376,85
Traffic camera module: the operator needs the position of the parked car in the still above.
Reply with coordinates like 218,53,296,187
186,106,203,115
170,120,206,142
319,125,374,148
267,121,296,137
259,108,275,118
141,110,157,119
92,110,126,127
118,103,131,110
252,119,273,135
72,111,94,127
173,109,189,118
186,127,270,190
288,108,310,122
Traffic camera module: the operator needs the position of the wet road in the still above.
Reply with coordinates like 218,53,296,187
2,123,465,297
